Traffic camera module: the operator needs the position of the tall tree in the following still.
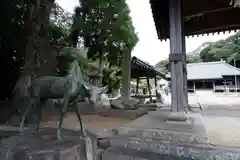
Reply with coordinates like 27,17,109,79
14,0,57,98
70,0,138,87
0,0,58,123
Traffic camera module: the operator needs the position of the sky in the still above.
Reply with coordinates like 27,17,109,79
56,0,236,65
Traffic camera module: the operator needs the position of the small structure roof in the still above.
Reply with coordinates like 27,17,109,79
131,56,165,78
166,61,240,80
149,0,240,40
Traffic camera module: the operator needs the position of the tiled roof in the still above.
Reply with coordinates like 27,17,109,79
131,56,165,77
166,61,240,80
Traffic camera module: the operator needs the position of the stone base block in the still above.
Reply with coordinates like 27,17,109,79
0,128,98,160
103,110,240,159
165,111,188,121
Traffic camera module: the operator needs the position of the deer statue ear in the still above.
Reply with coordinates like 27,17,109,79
101,85,108,93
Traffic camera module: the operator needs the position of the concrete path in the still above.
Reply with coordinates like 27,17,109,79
192,90,240,147
204,116,240,147
162,91,240,147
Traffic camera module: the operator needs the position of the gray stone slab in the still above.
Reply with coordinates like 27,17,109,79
102,146,194,160
116,127,208,145
110,136,207,157
118,112,208,145
102,110,240,160
108,138,240,160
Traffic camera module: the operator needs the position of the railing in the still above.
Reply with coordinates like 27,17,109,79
214,85,240,92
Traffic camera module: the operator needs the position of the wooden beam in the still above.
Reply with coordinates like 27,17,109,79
185,8,240,35
184,7,234,20
151,2,240,39
182,0,232,16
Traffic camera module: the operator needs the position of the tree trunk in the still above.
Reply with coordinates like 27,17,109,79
0,0,57,123
98,54,105,86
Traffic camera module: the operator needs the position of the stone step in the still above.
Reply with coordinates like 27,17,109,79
110,136,210,158
102,146,193,160
115,112,210,146
105,142,240,160
116,126,209,145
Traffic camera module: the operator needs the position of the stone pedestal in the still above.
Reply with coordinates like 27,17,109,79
115,110,209,146
0,128,98,160
102,110,240,159
104,110,207,159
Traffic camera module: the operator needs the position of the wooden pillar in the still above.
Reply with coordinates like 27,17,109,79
237,76,239,92
224,80,227,92
136,78,140,94
121,52,131,100
213,80,215,92
154,77,157,88
154,77,158,97
147,77,152,101
169,0,186,112
182,24,188,105
193,81,196,93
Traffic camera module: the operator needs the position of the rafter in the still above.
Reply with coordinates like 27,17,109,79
150,0,240,40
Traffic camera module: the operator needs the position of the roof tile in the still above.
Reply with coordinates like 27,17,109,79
167,61,240,80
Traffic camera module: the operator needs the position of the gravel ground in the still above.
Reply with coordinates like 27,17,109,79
41,114,131,134
41,91,240,148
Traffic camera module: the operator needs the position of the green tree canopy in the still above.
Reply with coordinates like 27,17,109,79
200,32,240,63
155,31,240,72
69,0,138,89
71,0,139,63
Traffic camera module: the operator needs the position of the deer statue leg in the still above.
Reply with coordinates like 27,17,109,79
75,103,86,137
57,94,69,140
19,98,36,133
36,99,46,131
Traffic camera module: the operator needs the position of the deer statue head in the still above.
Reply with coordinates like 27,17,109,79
84,85,108,104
